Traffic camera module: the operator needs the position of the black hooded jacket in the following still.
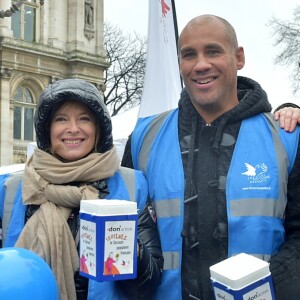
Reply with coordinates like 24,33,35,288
122,76,300,300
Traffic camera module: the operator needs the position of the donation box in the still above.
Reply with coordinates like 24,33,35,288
210,253,275,300
79,199,138,282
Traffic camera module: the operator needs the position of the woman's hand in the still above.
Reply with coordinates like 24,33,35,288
274,107,300,132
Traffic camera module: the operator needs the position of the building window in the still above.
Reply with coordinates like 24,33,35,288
11,1,38,42
13,86,36,141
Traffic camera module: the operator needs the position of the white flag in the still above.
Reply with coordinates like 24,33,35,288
138,0,182,118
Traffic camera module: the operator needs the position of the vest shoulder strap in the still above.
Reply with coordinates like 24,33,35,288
138,110,174,172
107,167,147,212
2,172,23,246
264,112,300,172
118,167,136,202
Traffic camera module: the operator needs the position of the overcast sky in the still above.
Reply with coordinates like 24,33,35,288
104,0,299,112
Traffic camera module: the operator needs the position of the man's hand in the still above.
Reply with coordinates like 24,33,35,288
274,107,300,132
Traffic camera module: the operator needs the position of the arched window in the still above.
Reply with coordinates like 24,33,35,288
13,86,36,141
11,0,38,42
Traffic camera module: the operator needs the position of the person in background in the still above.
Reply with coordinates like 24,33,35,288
121,14,300,300
13,79,163,300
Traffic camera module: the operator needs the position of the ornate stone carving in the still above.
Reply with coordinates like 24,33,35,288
85,1,94,26
84,0,95,40
96,83,106,93
0,0,26,19
0,0,44,18
51,76,62,83
0,67,12,78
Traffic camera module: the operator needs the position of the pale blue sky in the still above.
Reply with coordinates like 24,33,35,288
104,0,300,112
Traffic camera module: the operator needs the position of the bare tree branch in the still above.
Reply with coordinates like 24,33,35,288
103,22,147,116
268,6,300,95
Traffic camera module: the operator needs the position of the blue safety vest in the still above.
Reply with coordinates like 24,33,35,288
131,109,300,299
0,167,148,300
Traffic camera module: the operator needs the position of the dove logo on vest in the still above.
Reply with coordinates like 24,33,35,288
241,162,270,184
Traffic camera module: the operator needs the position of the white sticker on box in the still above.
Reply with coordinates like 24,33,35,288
104,220,136,275
243,282,273,300
80,219,97,276
214,286,234,300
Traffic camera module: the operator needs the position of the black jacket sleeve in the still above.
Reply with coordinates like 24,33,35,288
273,102,300,113
118,202,164,299
121,134,134,169
269,142,300,300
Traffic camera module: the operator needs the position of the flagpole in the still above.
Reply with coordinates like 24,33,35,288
170,0,183,88
171,0,179,52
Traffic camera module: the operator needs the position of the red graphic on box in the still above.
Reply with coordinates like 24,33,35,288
104,252,120,275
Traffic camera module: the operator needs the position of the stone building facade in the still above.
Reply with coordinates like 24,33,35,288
0,0,107,165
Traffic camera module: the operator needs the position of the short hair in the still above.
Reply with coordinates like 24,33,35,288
179,14,239,50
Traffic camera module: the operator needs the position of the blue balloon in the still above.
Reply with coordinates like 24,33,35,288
0,247,59,300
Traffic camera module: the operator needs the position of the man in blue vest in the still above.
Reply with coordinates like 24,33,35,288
122,14,300,300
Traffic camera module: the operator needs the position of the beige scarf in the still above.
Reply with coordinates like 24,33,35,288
15,147,120,300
